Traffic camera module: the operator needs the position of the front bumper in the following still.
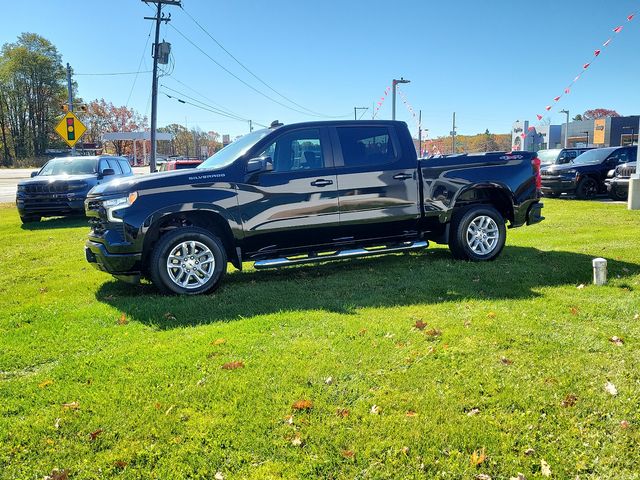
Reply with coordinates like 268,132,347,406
540,177,577,195
606,178,630,194
85,240,142,282
16,194,86,217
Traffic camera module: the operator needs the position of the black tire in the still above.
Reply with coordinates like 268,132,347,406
575,177,599,200
149,226,227,295
20,215,41,224
608,186,627,201
448,205,507,261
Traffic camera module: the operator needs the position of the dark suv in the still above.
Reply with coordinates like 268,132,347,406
606,161,637,200
540,146,637,199
16,155,133,223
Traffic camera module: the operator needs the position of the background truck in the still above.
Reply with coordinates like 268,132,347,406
85,120,544,295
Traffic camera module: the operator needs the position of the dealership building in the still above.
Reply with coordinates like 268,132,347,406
512,115,639,151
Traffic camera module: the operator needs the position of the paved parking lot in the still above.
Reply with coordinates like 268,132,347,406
0,166,150,203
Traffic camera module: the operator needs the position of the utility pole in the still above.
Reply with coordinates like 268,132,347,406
143,0,181,172
418,110,422,157
66,63,76,156
249,120,253,132
451,112,457,154
560,109,569,148
391,77,410,120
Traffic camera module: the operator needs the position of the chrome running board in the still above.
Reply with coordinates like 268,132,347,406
253,241,429,270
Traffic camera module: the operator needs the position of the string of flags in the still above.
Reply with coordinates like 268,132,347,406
396,86,436,156
372,85,392,119
522,11,637,140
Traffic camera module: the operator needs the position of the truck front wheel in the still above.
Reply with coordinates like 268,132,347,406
149,226,227,295
449,205,506,261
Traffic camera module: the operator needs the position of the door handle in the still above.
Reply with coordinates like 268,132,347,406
393,173,412,180
310,179,334,187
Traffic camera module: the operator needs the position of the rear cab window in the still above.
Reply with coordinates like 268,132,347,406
118,159,132,174
106,158,122,174
335,126,399,168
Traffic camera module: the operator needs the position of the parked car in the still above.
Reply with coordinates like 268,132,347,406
85,120,544,295
537,147,593,168
606,161,637,201
540,146,637,199
16,155,133,223
159,159,203,171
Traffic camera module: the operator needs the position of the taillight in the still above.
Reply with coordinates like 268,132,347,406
532,157,542,190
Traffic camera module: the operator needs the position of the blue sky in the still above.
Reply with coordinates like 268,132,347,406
1,0,639,138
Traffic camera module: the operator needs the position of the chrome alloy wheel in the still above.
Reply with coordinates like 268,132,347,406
465,215,500,256
166,240,216,289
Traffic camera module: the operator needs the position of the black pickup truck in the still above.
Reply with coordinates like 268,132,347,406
85,121,543,294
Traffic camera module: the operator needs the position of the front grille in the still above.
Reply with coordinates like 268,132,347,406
25,182,70,194
89,217,107,235
618,165,636,178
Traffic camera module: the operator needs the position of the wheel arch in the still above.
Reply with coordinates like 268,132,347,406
141,206,241,271
451,184,515,224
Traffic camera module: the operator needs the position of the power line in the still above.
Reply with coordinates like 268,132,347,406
167,22,349,118
161,84,246,121
126,22,155,108
75,71,153,76
178,5,347,118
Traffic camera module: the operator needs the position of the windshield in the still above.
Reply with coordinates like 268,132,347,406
537,149,561,164
198,129,272,170
572,148,613,165
38,158,97,176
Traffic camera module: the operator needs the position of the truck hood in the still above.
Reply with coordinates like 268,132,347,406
544,162,598,173
88,167,231,196
18,173,97,186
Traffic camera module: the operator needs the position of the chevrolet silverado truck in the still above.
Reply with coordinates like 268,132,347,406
85,120,544,295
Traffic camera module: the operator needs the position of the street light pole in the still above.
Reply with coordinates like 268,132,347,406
560,109,569,148
353,107,368,120
583,131,589,147
391,77,410,120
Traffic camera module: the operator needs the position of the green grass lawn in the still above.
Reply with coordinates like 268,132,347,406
1,200,639,479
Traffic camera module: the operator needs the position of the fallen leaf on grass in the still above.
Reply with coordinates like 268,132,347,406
414,320,427,330
401,446,410,456
620,420,630,429
604,381,618,396
163,312,176,321
576,283,585,289
570,307,579,315
214,472,224,480
425,328,441,337
118,312,128,325
540,459,551,477
45,438,54,446
406,410,417,417
524,448,535,456
54,418,61,429
510,474,526,480
470,448,487,466
283,415,294,425
467,408,480,416
89,429,103,441
222,361,244,370
62,401,79,410
113,460,128,470
487,312,497,319
39,379,54,388
44,469,69,480
211,338,226,346
609,336,624,346
291,435,303,447
341,449,355,459
561,394,578,407
325,376,333,385
475,475,491,480
165,405,176,415
358,328,367,336
292,400,313,411
370,404,382,415
634,314,639,320
500,357,513,365
336,408,349,417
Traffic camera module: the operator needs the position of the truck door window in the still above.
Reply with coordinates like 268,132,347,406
258,129,324,172
337,126,397,167
107,158,122,174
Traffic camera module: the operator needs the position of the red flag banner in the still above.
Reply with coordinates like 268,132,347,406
594,49,601,56
613,26,623,33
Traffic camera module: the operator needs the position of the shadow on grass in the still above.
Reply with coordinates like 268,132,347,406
95,246,640,329
20,215,88,230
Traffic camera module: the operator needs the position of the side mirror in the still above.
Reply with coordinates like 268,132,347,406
247,156,273,174
98,168,115,179
30,171,38,177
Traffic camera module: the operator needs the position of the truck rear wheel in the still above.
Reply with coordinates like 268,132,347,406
149,226,227,295
449,205,506,261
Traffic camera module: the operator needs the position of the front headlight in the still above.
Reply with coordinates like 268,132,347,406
606,169,616,178
17,184,25,192
104,192,138,222
562,169,577,176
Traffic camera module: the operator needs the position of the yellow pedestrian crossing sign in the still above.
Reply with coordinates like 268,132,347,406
55,111,86,147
